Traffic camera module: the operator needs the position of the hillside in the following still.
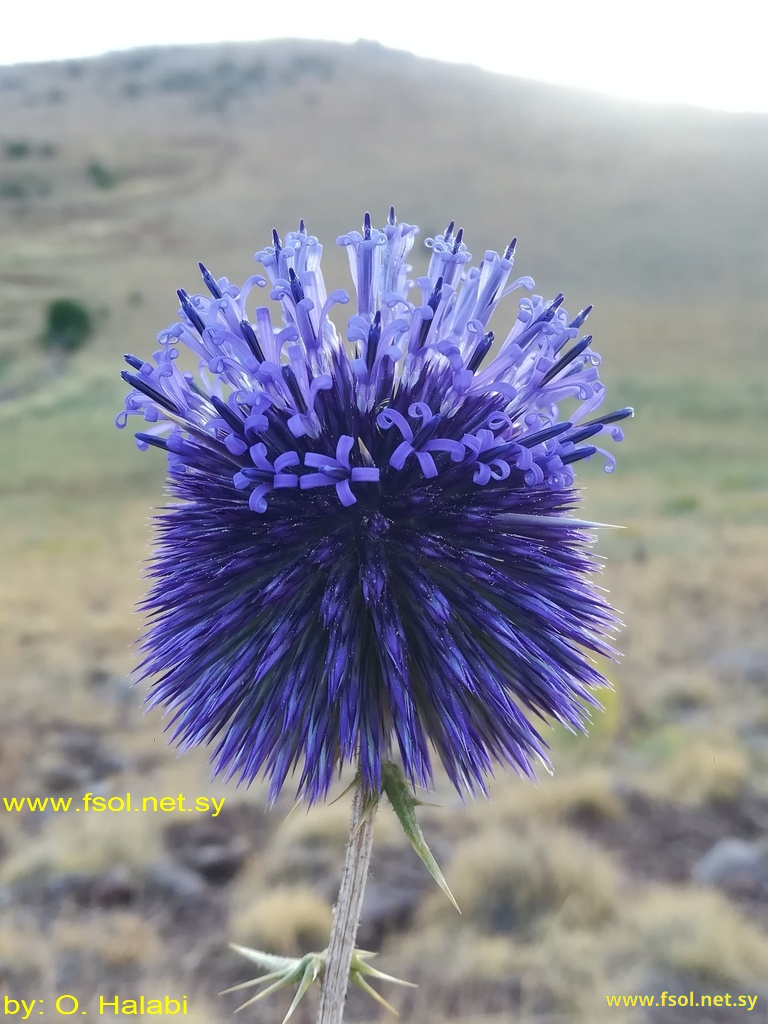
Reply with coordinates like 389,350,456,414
1,38,767,307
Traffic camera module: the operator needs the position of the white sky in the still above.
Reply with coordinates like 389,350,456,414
3,0,768,113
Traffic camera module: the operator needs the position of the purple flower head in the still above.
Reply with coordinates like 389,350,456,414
118,210,631,805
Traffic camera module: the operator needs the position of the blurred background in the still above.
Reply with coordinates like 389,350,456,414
1,3,767,1022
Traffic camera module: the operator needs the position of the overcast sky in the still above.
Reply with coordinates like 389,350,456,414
3,0,767,113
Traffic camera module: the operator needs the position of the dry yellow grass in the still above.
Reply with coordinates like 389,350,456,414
487,768,626,828
630,884,768,986
230,885,332,956
53,911,160,969
422,822,620,935
0,915,47,977
655,741,750,806
0,804,163,884
394,921,639,1023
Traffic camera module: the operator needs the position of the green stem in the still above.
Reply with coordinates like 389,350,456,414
315,780,376,1024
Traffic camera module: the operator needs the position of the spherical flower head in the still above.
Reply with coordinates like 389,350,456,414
117,209,631,805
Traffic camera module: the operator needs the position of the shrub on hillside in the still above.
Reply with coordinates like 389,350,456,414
38,299,94,359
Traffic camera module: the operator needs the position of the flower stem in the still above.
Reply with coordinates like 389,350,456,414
315,780,376,1024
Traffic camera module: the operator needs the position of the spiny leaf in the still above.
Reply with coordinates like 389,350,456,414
280,958,322,1024
351,788,381,837
224,948,320,1014
283,796,304,823
224,942,414,1018
219,969,287,995
227,943,302,974
351,950,418,988
382,761,461,913
331,769,380,837
232,973,301,1013
328,770,362,805
351,971,400,1016
355,964,419,988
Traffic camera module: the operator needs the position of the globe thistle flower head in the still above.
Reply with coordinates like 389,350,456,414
117,209,631,805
